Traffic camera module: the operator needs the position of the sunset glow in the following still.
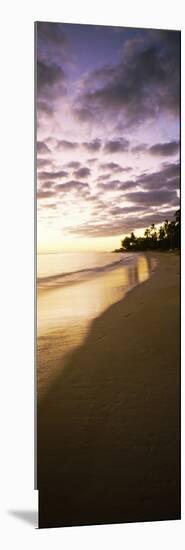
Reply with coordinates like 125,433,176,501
36,23,180,252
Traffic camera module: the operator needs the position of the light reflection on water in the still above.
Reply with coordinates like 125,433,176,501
37,253,156,395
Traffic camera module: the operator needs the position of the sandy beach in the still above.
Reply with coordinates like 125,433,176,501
37,252,180,528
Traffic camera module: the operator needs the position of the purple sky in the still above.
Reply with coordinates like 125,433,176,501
36,22,180,252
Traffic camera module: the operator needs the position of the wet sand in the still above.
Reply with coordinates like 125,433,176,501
37,253,155,397
37,252,180,528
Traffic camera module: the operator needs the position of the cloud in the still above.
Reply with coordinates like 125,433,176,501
38,169,68,180
40,180,55,190
37,100,54,117
148,140,179,156
37,25,180,242
37,59,67,98
66,207,178,238
36,21,69,66
82,139,101,152
87,158,98,164
55,139,101,152
56,140,78,150
98,180,121,191
97,173,111,182
103,138,129,153
125,189,177,206
37,21,67,47
98,179,136,192
73,167,91,178
97,162,180,197
74,30,180,128
165,177,180,189
132,143,147,153
109,205,147,215
66,161,81,169
39,202,57,209
137,162,180,190
161,162,180,179
37,158,51,168
37,179,89,198
73,107,94,122
100,162,131,172
55,180,89,193
131,141,179,157
37,141,51,155
37,189,55,199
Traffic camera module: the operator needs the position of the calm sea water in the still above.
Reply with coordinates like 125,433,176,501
37,251,156,395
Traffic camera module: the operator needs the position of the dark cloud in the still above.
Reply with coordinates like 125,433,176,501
37,21,68,48
37,158,51,168
36,22,69,67
37,141,51,155
103,138,129,153
74,30,180,128
131,141,179,157
98,180,120,191
137,162,180,190
40,180,55,190
82,139,101,152
100,162,131,172
148,140,179,156
73,167,91,178
37,59,66,98
37,179,89,198
161,162,180,179
97,173,111,181
109,205,147,215
98,179,136,191
38,169,68,180
118,180,137,190
55,139,101,152
66,161,81,169
56,140,78,150
73,107,94,122
87,158,98,164
37,100,53,117
36,25,180,241
125,189,177,206
37,189,55,199
165,177,180,190
132,143,147,153
56,180,89,193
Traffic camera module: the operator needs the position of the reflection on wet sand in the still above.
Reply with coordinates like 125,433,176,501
137,256,149,283
37,253,180,528
37,254,156,396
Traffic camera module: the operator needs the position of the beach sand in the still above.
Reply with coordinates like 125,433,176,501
37,252,180,528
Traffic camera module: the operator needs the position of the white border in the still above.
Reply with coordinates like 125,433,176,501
0,1,184,548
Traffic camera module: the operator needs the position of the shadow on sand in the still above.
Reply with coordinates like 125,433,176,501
37,254,180,528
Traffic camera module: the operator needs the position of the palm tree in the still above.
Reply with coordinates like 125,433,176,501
130,231,136,241
118,209,180,253
158,226,165,241
175,209,180,224
150,223,157,240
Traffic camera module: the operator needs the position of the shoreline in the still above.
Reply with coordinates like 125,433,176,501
38,252,180,528
37,251,151,293
37,252,156,395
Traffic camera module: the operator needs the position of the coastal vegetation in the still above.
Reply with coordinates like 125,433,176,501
114,209,180,253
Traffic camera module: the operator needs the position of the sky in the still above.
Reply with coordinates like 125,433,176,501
36,22,180,253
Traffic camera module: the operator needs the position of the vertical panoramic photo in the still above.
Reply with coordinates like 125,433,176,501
36,22,180,528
